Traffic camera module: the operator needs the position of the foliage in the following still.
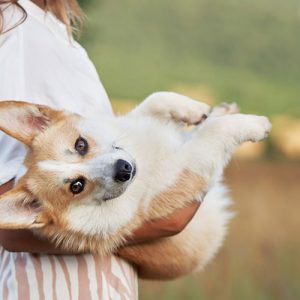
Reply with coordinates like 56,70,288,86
80,0,300,117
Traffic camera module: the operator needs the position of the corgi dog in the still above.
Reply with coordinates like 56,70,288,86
0,92,271,279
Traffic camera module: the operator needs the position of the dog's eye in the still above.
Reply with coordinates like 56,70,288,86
70,178,85,194
75,137,88,155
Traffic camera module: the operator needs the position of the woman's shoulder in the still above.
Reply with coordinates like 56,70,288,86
0,1,113,116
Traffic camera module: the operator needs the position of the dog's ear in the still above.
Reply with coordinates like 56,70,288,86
0,101,65,146
0,187,47,229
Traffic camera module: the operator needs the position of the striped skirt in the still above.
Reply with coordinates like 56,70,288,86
0,247,138,300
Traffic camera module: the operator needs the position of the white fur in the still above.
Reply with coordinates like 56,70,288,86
62,96,271,243
131,92,210,124
187,182,234,272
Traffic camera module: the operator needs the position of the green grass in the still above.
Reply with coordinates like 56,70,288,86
79,0,300,117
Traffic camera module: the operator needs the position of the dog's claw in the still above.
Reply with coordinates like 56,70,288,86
210,102,240,118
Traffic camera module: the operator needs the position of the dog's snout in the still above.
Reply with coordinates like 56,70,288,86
114,159,133,182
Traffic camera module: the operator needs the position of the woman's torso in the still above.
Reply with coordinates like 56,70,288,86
0,1,137,299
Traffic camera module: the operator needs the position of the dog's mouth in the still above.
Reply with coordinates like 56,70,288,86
102,164,137,202
132,165,137,178
103,194,118,201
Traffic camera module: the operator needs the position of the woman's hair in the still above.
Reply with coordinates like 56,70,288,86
0,0,85,35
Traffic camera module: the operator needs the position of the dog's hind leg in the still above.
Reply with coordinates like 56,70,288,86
118,182,232,280
180,113,271,186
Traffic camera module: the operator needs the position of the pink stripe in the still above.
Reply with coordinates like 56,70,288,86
1,252,11,300
48,256,58,300
119,260,132,290
0,251,138,300
56,256,72,300
110,273,130,300
93,255,104,299
15,254,30,300
0,250,9,274
117,258,137,298
127,263,138,298
76,255,92,300
94,255,137,300
2,268,11,300
107,257,131,300
0,252,10,278
31,255,45,300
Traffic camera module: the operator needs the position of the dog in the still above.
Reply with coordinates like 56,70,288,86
0,92,271,279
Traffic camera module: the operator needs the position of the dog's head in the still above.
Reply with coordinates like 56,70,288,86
0,101,136,235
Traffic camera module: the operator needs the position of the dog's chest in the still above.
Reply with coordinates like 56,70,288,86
114,117,182,164
112,117,187,203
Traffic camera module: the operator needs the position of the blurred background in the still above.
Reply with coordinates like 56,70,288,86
78,0,300,299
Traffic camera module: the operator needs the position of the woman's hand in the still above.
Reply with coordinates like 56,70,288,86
0,179,13,194
123,201,201,247
0,229,82,254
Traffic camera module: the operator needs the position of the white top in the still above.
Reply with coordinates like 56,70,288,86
0,1,137,299
0,0,113,185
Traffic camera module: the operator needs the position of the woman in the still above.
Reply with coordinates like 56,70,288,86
0,0,199,299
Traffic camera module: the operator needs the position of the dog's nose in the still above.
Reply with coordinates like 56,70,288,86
114,159,133,182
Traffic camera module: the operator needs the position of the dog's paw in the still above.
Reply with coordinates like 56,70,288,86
210,102,240,117
244,116,272,143
141,92,210,125
170,97,210,125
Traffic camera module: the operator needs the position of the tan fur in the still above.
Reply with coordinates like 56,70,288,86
147,169,205,219
0,101,66,145
118,236,199,279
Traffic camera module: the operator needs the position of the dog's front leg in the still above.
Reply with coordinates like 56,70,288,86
130,92,210,125
208,102,240,118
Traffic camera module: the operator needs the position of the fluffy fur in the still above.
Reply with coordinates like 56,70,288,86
0,92,271,279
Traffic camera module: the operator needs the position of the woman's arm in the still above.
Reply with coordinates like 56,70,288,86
124,201,200,246
0,180,200,253
0,229,81,254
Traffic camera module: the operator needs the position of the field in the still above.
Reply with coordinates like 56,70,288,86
77,1,300,299
79,0,300,117
140,161,300,300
